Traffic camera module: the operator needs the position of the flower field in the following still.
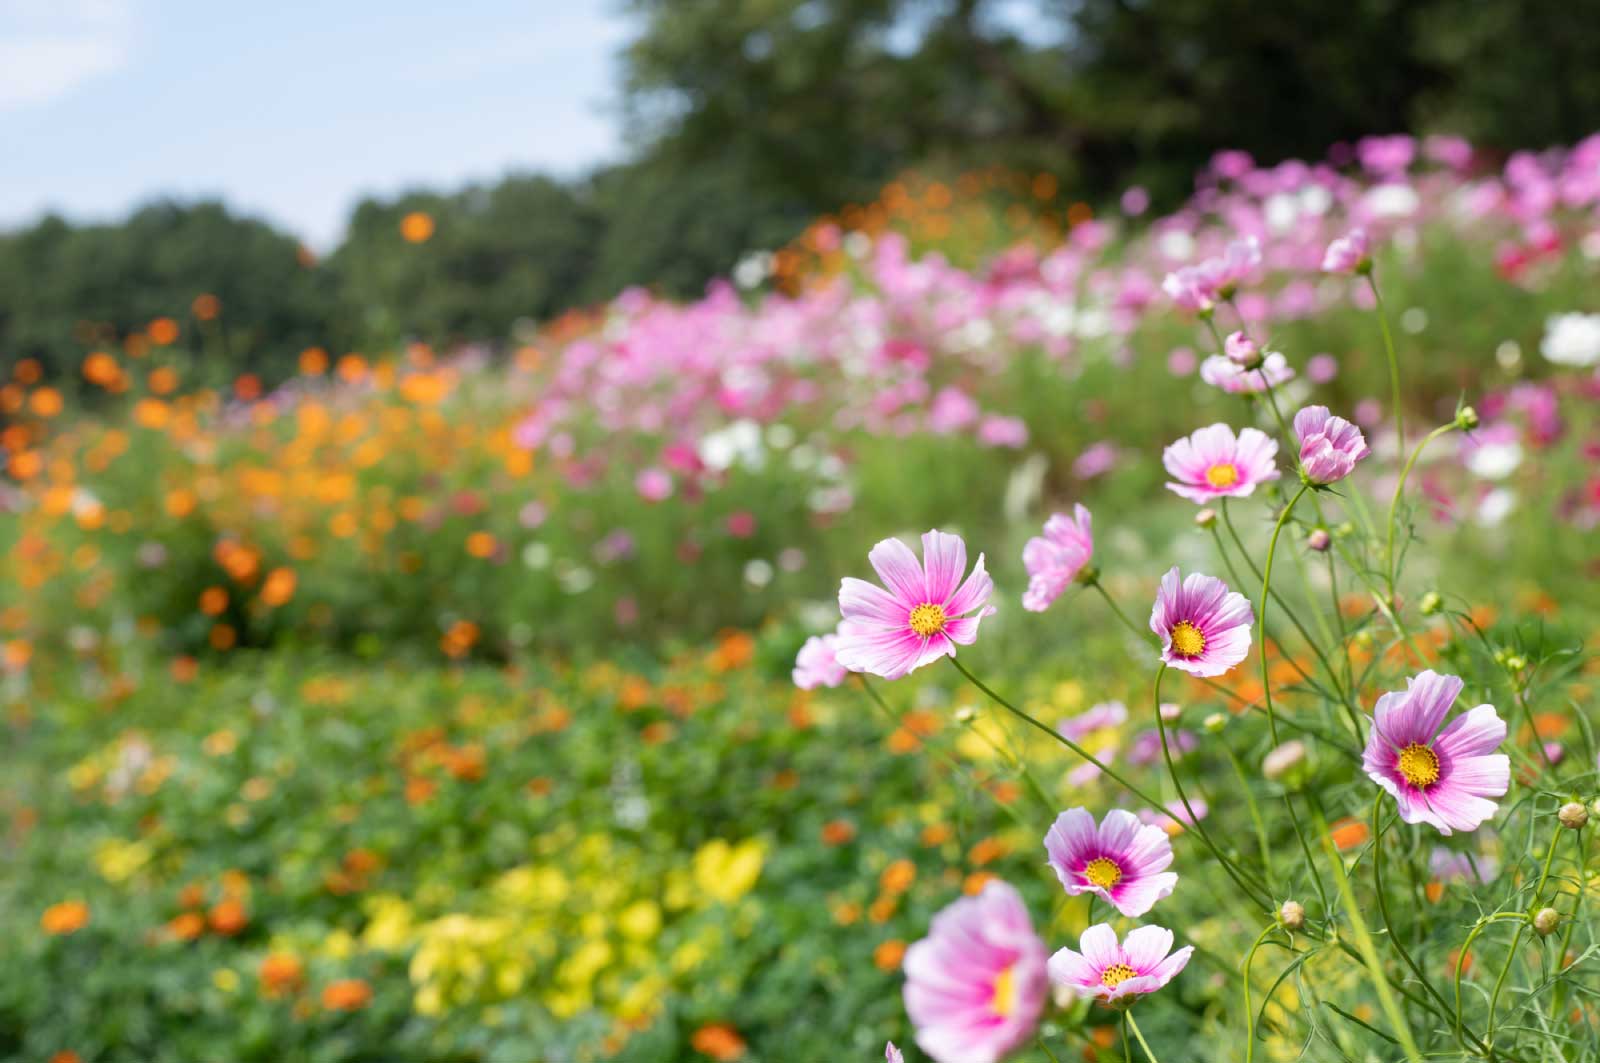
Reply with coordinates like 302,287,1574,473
4,134,1600,1062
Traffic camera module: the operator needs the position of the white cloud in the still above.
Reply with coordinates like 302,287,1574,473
0,0,133,111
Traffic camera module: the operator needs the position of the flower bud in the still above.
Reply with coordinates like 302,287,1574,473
1306,528,1331,552
1159,702,1182,724
1456,405,1480,431
1419,591,1442,616
1195,508,1218,528
953,705,978,724
1558,801,1589,830
1202,712,1227,734
1533,907,1561,937
1278,900,1306,931
1073,564,1100,586
1224,331,1262,368
1263,740,1306,782
1334,521,1355,538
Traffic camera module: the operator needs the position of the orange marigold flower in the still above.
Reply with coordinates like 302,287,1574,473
260,567,296,607
192,293,221,320
259,952,305,998
321,978,373,1011
873,939,907,971
820,819,856,846
199,586,229,616
208,898,249,936
1329,817,1370,851
689,1023,746,1061
41,900,90,935
148,317,180,345
48,1052,82,1063
299,347,329,376
166,911,206,941
880,859,916,895
465,531,497,558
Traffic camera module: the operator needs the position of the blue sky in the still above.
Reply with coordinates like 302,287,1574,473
0,0,632,248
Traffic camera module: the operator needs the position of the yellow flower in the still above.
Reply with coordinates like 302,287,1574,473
361,895,416,951
211,968,240,994
93,838,152,883
617,899,662,942
321,929,357,959
692,839,765,905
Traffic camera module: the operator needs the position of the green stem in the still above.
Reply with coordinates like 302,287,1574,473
1089,579,1156,647
1456,912,1531,1051
1223,742,1274,890
1243,923,1279,1063
1370,795,1456,1021
1366,270,1404,480
1125,1012,1161,1063
1310,804,1424,1063
1383,422,1455,603
1257,483,1312,744
948,656,1272,910
1486,828,1562,1044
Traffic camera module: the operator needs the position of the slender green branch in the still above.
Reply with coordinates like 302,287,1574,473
1257,483,1313,743
1366,271,1404,484
1125,1012,1161,1063
1383,422,1456,602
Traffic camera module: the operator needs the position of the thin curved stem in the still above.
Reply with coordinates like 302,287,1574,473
1125,1012,1160,1063
1243,923,1279,1063
1257,483,1312,744
1365,271,1404,477
1455,912,1530,1050
1370,795,1456,1021
949,656,1272,910
1088,579,1157,647
1486,828,1562,1044
1383,422,1455,603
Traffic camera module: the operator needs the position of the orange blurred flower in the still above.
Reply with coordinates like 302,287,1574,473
689,1023,746,1061
192,293,221,320
41,900,90,935
208,897,249,936
321,979,373,1011
148,317,180,345
399,211,435,243
260,567,297,607
259,952,305,998
873,939,907,971
199,586,229,616
299,347,329,375
166,911,205,941
820,819,856,846
1330,818,1370,851
880,859,916,894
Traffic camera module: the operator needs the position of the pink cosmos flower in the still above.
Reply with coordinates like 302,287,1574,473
1294,405,1371,485
1362,671,1509,835
1149,566,1253,677
1059,701,1127,741
1044,808,1178,917
1223,330,1260,366
836,531,996,680
1322,228,1371,273
1161,264,1219,312
1163,424,1280,504
793,633,849,689
1021,505,1094,612
1199,351,1295,394
1047,924,1193,1010
903,880,1049,1063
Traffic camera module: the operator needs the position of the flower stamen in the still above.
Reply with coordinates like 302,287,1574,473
1170,620,1206,658
1083,857,1122,890
908,602,948,637
990,965,1016,1017
1396,743,1441,789
1205,463,1239,488
1100,963,1137,989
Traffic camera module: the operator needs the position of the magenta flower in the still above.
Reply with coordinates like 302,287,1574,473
1199,350,1295,394
1150,566,1253,677
1161,265,1219,313
1322,228,1371,273
903,880,1049,1063
1044,808,1178,917
836,531,996,680
1294,405,1371,485
793,633,848,690
1021,505,1094,612
1362,671,1509,835
1163,424,1280,504
1047,924,1193,1010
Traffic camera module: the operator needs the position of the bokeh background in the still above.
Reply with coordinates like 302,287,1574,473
2,3,1599,1062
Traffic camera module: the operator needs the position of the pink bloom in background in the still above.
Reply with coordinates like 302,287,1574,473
1223,330,1259,366
1294,405,1371,484
1322,228,1371,273
1163,424,1280,503
1139,799,1209,835
1059,701,1128,741
1072,441,1120,479
1150,567,1253,677
1199,350,1295,394
635,467,674,502
836,531,996,680
1121,186,1150,215
1161,264,1219,312
978,415,1029,448
903,880,1049,1063
1430,847,1500,885
1021,504,1094,612
726,511,757,538
885,1044,904,1063
1362,671,1509,835
793,634,848,689
1044,808,1178,917
1047,924,1193,1009
1306,353,1339,383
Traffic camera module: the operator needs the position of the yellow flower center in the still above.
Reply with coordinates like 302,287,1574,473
1205,463,1239,488
990,965,1017,1017
1170,620,1206,658
908,602,948,637
1101,963,1137,989
1396,743,1441,789
1083,857,1122,890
